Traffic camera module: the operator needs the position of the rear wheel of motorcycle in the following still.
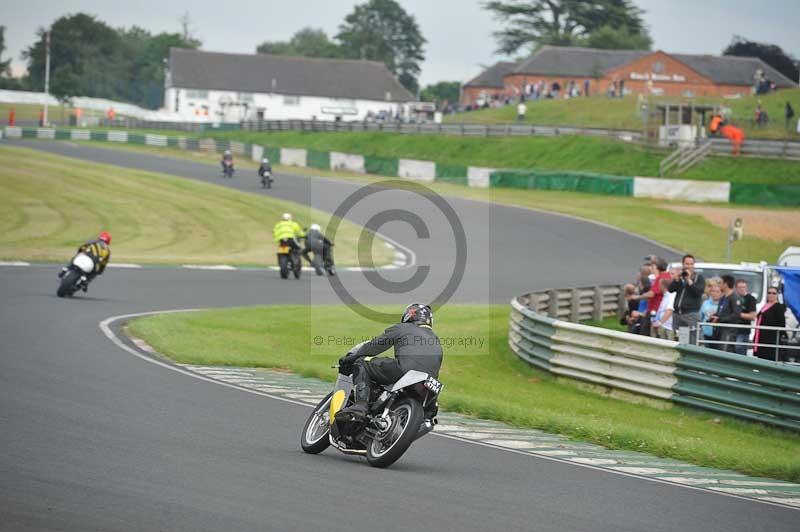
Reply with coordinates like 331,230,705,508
278,254,289,279
57,270,80,298
366,397,423,468
301,392,333,454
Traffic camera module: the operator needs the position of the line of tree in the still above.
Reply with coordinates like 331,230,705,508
723,36,799,83
4,14,199,109
255,0,426,94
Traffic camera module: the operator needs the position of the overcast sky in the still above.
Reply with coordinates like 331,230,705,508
2,0,798,86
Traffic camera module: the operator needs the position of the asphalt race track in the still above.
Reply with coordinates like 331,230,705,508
1,141,796,531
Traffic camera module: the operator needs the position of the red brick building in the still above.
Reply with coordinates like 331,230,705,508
462,46,796,106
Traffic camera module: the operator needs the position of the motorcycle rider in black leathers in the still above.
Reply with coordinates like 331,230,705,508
302,223,334,276
258,157,272,177
221,149,234,174
338,304,442,419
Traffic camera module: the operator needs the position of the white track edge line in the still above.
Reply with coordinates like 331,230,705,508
98,309,798,512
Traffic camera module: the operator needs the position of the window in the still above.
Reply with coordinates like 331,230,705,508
185,90,208,100
238,92,254,103
283,95,300,105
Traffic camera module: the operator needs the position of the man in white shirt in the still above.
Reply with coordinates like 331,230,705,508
652,276,677,341
517,101,527,122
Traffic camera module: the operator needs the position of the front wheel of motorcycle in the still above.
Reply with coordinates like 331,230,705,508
366,397,423,468
301,392,333,454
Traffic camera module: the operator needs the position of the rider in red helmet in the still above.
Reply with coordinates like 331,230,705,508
60,231,112,290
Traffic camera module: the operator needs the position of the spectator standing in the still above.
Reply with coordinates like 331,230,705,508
8,107,15,126
786,102,795,132
699,280,722,346
618,79,625,98
583,79,590,97
753,287,786,361
632,258,671,336
668,254,705,340
517,101,527,122
733,279,758,355
712,275,737,352
652,276,676,340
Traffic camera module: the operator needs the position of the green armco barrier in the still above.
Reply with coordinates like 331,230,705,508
264,146,281,164
167,136,179,147
21,128,37,138
90,131,107,141
55,129,71,140
435,163,469,186
508,304,557,372
364,155,399,177
730,183,800,206
215,139,230,152
490,170,634,196
128,134,146,145
674,344,800,431
185,138,199,150
307,149,330,170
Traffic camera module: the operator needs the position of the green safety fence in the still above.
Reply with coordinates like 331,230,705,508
167,136,179,147
435,163,469,186
306,149,330,170
54,129,71,140
264,146,281,164
490,170,634,196
730,183,800,207
674,344,800,431
89,131,107,141
21,128,37,138
128,134,146,145
364,155,399,177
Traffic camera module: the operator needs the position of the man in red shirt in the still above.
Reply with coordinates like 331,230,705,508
632,258,672,337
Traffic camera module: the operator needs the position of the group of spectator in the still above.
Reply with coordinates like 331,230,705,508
753,69,777,95
622,254,789,361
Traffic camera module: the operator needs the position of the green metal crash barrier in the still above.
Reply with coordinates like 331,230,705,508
674,344,800,431
729,183,800,207
306,149,330,170
509,295,800,430
490,170,634,196
364,155,399,177
435,163,469,186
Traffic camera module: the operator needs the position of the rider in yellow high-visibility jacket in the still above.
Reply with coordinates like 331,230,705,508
273,213,305,246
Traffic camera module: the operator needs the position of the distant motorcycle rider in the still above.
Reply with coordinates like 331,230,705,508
221,149,234,173
258,157,272,176
338,304,443,419
302,223,335,276
60,231,112,290
273,212,305,252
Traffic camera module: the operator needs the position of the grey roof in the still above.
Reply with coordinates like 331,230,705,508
168,48,415,102
672,54,796,87
464,61,518,88
512,46,648,78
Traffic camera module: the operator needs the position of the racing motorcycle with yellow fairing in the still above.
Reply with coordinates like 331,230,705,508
300,345,443,468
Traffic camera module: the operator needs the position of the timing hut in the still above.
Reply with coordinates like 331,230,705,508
164,49,415,122
462,46,796,105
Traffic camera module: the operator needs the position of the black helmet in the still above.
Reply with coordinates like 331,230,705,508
401,303,433,327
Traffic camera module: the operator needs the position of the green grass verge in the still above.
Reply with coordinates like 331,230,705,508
204,129,800,185
128,304,800,482
0,102,121,124
445,89,800,141
70,142,795,263
0,144,392,266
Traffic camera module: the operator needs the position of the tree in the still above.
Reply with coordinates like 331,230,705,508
336,0,426,94
22,14,126,101
577,25,651,50
420,81,461,107
0,25,22,90
484,0,650,54
723,36,799,83
256,28,342,58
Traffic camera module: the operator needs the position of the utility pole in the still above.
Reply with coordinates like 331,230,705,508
43,31,51,126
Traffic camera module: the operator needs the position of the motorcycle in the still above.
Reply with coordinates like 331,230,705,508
277,239,302,279
57,252,96,297
300,350,443,468
222,159,235,178
260,169,273,189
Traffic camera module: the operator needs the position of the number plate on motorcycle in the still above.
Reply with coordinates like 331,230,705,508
278,245,289,253
423,376,443,394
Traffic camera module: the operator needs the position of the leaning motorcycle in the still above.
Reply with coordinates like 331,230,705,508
222,159,234,178
277,239,302,279
300,351,443,468
57,252,95,297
